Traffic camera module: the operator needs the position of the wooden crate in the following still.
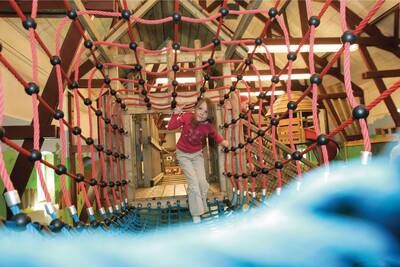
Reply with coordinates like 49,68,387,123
277,116,306,144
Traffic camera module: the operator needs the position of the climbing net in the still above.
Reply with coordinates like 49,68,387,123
0,0,399,234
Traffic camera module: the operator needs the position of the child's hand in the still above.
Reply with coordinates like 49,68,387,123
173,107,183,115
220,140,229,148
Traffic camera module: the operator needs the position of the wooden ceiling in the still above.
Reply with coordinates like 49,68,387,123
0,0,399,141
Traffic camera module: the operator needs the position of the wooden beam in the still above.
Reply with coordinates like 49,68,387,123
395,4,399,39
330,2,400,58
236,0,284,37
369,3,399,26
362,69,400,79
69,0,111,62
318,91,363,100
0,0,114,17
113,50,224,64
359,46,400,127
180,0,248,59
6,23,83,212
70,59,94,81
3,125,59,140
225,0,262,59
78,79,104,88
104,0,158,43
199,0,222,13
346,134,364,142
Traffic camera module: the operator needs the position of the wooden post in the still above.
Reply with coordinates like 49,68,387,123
194,39,211,178
141,114,152,187
134,116,143,187
218,44,233,194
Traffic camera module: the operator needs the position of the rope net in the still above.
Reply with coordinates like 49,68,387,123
0,0,398,233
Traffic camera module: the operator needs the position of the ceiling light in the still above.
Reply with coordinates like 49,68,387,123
156,77,197,84
247,44,358,53
232,73,310,82
239,91,285,97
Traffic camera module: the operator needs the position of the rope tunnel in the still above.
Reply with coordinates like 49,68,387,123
0,0,399,240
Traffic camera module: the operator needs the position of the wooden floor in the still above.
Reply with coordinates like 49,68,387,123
134,174,223,201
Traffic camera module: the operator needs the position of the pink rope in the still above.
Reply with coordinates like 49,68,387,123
306,0,330,167
276,15,302,177
0,68,15,191
29,27,52,203
340,0,371,152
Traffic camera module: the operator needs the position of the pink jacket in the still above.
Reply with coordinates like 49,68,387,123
167,112,224,153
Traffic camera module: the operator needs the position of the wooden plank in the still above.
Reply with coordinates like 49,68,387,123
105,0,157,43
144,186,157,198
69,0,111,62
174,184,187,196
149,185,165,198
162,184,175,197
345,135,399,147
180,0,247,59
134,188,149,199
3,125,59,140
150,172,164,186
362,69,400,79
359,46,400,127
225,0,262,59
113,50,224,64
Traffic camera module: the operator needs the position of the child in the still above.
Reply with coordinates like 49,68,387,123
167,98,229,223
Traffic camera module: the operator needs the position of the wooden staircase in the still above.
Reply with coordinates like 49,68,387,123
244,121,316,194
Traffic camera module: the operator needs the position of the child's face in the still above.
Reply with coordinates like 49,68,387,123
195,101,208,122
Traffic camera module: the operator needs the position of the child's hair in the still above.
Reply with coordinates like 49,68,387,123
191,98,217,127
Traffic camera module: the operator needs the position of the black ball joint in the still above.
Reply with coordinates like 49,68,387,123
25,82,39,96
84,40,93,49
212,38,220,47
341,31,357,45
53,110,64,120
268,8,278,18
172,12,181,22
352,105,369,120
220,8,229,17
292,151,302,161
49,218,64,233
76,173,85,183
22,17,37,30
274,161,283,169
271,117,279,126
50,56,61,66
308,16,320,27
28,149,42,162
55,164,67,175
310,73,322,85
72,127,82,136
11,213,32,230
172,42,180,50
67,9,78,20
287,52,297,61
316,134,329,146
287,101,297,111
271,76,280,84
121,9,131,20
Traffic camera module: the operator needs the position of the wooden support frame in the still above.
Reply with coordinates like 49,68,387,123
359,46,400,127
3,125,59,140
225,0,262,59
362,69,400,79
180,0,248,59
